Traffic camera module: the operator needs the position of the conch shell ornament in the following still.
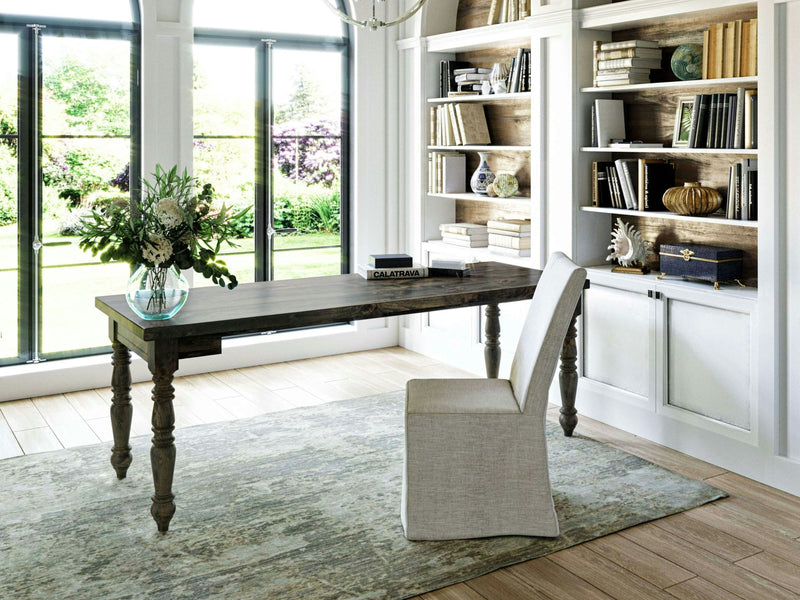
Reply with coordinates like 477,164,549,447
606,218,649,268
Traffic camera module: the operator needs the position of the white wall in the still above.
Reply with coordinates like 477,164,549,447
0,0,402,402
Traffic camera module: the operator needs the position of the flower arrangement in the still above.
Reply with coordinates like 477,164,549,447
79,164,248,290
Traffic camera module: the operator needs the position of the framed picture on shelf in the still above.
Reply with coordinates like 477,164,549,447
672,96,694,147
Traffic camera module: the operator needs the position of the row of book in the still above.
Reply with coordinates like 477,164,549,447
727,159,758,221
685,89,757,150
428,152,466,194
358,254,470,280
592,40,662,87
487,0,530,25
430,103,491,146
591,159,676,211
703,19,757,79
437,52,531,98
440,223,489,248
507,48,532,94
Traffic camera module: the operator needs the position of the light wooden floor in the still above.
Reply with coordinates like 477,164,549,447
2,346,800,600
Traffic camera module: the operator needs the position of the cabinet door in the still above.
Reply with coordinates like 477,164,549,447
659,294,754,431
582,281,652,398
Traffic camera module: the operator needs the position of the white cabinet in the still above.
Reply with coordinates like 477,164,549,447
580,267,757,442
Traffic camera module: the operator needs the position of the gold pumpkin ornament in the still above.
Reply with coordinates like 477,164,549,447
662,182,722,216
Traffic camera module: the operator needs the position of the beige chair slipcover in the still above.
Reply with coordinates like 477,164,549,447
401,251,587,540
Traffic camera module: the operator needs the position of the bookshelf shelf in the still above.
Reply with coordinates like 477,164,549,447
579,0,757,31
582,147,758,156
580,206,758,228
429,145,531,152
428,192,531,204
421,239,531,268
424,20,532,53
427,92,532,104
580,75,757,93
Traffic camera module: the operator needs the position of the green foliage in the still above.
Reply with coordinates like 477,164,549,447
274,65,330,124
79,165,251,290
273,181,340,233
44,56,128,135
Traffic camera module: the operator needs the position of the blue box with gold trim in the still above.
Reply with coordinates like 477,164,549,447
658,243,743,288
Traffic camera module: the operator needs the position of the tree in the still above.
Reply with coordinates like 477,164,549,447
274,65,329,124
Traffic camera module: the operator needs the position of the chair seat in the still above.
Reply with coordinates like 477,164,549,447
406,378,520,414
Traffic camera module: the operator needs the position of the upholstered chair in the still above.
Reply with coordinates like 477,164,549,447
401,251,587,540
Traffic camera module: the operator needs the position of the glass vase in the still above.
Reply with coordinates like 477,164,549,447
126,264,189,320
470,152,495,195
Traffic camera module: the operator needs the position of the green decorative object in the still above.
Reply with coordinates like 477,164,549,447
670,43,703,80
662,181,723,216
493,172,519,198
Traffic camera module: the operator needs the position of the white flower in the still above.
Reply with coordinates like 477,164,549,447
155,197,183,228
142,234,173,265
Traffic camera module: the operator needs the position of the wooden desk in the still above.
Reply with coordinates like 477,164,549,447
96,262,581,532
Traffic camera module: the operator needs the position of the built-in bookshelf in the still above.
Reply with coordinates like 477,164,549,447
577,0,759,281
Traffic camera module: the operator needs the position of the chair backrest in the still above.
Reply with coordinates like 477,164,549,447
509,252,587,415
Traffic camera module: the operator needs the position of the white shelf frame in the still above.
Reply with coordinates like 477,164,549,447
428,192,531,204
428,145,531,152
580,205,759,228
427,92,532,104
582,147,759,155
421,239,532,268
581,76,757,93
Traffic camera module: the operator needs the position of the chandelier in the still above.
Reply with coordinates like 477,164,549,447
321,0,428,30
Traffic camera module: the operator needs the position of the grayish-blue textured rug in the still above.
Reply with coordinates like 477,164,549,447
0,390,725,600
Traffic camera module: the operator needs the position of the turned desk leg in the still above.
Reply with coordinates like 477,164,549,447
484,303,501,378
150,361,177,533
558,308,580,436
110,341,133,479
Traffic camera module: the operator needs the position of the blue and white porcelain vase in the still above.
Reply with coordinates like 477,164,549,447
470,152,495,195
126,264,189,320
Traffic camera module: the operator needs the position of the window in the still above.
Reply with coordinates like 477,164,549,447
0,1,140,365
193,1,349,287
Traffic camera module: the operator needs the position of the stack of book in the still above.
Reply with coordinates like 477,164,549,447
591,159,675,211
358,254,428,280
454,67,492,93
592,40,662,87
506,48,532,93
486,219,532,257
430,103,491,146
487,0,530,25
685,88,757,149
727,158,758,221
439,223,489,247
703,18,757,79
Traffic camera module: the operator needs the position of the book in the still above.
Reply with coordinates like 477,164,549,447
485,218,531,232
487,0,501,25
441,236,489,248
486,228,531,237
441,154,466,193
428,266,471,278
726,94,737,149
592,161,614,208
440,60,472,97
745,90,757,149
615,158,639,210
368,253,413,268
441,231,489,242
693,94,711,149
488,233,531,249
439,222,487,235
702,29,710,79
599,40,659,51
594,99,625,147
431,258,467,269
733,87,749,149
608,142,663,148
595,47,662,61
455,73,491,82
453,67,491,75
488,246,531,258
687,94,703,148
595,76,650,86
748,18,758,76
723,20,736,79
455,103,491,145
358,265,428,280
592,40,601,86
743,160,757,220
597,57,662,70
740,19,751,76
637,160,675,211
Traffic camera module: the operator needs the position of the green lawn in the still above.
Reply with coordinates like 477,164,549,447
0,223,342,359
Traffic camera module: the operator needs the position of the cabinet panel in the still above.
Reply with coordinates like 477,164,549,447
583,283,651,396
665,297,751,430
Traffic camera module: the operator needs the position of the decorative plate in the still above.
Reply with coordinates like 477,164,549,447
493,172,519,198
670,44,703,81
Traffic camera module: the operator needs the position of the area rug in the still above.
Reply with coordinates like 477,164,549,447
0,390,725,600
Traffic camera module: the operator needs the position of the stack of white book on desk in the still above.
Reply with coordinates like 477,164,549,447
487,219,532,257
593,40,662,87
439,223,489,247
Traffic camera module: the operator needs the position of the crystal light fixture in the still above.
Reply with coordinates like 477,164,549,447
321,0,427,30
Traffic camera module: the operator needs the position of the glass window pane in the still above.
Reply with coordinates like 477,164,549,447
0,1,132,22
193,0,343,37
42,37,130,137
273,247,340,280
0,34,17,360
193,45,255,137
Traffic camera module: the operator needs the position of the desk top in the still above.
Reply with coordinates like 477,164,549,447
96,261,542,342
